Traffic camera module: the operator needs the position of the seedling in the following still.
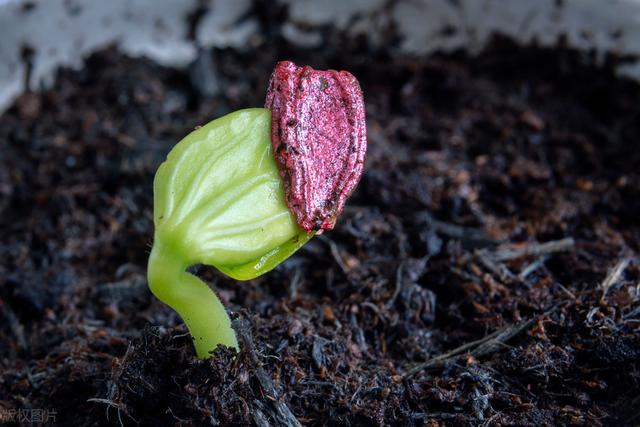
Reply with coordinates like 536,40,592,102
147,61,366,358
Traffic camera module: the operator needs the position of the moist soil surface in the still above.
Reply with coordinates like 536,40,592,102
1,29,640,427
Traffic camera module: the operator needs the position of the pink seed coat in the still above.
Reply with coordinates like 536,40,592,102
265,61,367,232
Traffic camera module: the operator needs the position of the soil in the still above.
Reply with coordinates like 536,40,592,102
1,19,640,427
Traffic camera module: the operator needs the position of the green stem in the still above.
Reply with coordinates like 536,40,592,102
147,241,239,358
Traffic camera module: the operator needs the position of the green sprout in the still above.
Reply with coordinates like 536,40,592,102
147,60,366,359
147,108,311,358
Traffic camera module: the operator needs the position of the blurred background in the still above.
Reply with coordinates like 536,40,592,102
2,0,640,112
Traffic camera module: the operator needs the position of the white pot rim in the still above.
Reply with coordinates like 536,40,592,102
1,0,639,112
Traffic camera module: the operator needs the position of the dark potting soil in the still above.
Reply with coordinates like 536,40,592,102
1,30,640,426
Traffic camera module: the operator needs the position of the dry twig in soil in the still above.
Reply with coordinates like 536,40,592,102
233,318,302,427
486,238,575,262
600,258,631,301
402,307,558,379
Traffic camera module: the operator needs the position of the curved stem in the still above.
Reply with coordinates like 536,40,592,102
147,241,238,358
